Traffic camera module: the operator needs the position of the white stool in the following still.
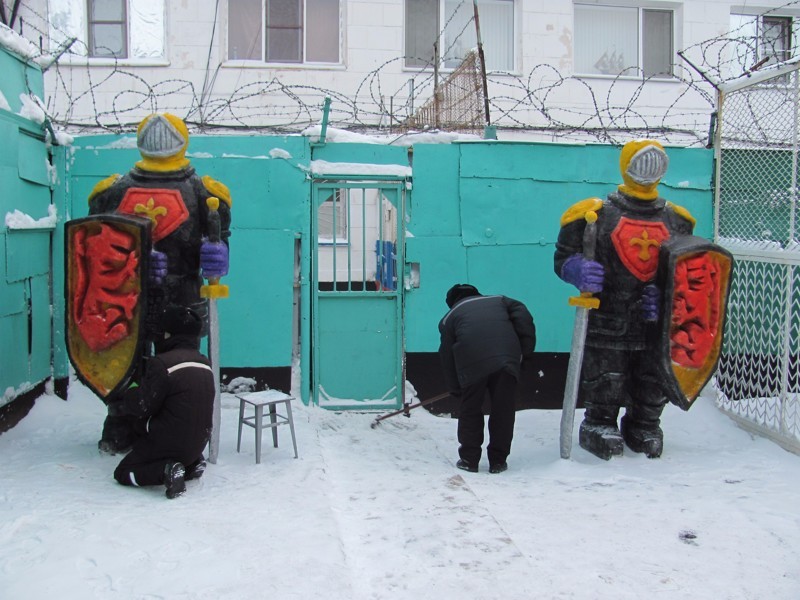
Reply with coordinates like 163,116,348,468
236,391,298,464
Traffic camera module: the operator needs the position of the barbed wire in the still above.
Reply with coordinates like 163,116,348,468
6,0,800,147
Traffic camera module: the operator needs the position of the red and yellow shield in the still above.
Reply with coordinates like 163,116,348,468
611,218,670,281
657,236,733,410
117,187,188,242
65,214,151,401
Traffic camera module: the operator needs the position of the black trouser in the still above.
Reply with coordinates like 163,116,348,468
579,345,667,428
114,444,172,487
114,441,203,488
457,369,517,465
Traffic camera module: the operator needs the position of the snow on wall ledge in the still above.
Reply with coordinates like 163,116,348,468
5,205,58,230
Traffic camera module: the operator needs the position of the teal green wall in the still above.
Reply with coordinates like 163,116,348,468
30,124,714,402
0,47,53,406
55,134,310,373
404,141,713,353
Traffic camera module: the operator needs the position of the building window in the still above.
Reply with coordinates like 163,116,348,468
574,3,674,78
405,0,514,71
49,0,165,59
318,190,348,242
87,0,127,58
227,0,341,63
730,13,796,75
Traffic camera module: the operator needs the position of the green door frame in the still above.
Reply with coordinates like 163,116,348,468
301,176,407,409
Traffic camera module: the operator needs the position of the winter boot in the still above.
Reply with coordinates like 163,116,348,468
489,461,508,474
164,462,186,499
621,415,663,458
185,457,207,481
579,419,624,460
456,459,479,473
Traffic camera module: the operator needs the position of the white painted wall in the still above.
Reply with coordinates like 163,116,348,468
12,0,800,143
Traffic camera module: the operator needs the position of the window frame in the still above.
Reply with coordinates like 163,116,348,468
226,0,343,66
403,0,516,73
573,2,677,80
729,12,798,81
318,190,349,244
87,0,128,59
48,0,167,65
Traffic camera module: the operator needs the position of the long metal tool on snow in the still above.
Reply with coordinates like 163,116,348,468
559,210,601,459
201,197,229,463
371,392,451,429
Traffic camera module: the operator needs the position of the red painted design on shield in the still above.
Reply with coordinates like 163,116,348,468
73,224,140,352
670,253,723,368
611,218,670,281
117,188,188,242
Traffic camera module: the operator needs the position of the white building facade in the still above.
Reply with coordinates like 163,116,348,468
9,0,800,144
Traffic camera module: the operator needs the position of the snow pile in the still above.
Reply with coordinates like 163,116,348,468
5,204,57,230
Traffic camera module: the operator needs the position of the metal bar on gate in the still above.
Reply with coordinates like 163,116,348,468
346,189,352,291
790,70,799,243
332,190,338,290
362,189,367,289
713,88,724,243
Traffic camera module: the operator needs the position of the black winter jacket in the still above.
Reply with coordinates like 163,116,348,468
438,295,536,392
120,336,214,463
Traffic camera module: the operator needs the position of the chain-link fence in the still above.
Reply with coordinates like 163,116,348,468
714,64,800,453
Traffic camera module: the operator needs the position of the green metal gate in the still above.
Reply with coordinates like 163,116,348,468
308,178,406,410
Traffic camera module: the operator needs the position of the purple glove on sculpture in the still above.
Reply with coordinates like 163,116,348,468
641,284,660,322
200,240,229,278
561,254,604,293
149,250,168,285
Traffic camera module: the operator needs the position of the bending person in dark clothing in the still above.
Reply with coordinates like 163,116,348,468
110,305,215,499
438,284,536,474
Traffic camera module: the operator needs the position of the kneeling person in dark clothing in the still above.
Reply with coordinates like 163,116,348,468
111,305,215,499
438,284,536,474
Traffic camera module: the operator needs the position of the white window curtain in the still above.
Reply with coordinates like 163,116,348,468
443,0,513,71
575,4,639,75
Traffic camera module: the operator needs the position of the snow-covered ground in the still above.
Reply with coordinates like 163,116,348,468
1,381,799,599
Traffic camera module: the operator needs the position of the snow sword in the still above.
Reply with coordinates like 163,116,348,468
201,197,229,464
559,210,600,459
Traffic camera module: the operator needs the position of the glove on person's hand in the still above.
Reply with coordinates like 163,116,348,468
641,284,660,322
149,250,168,285
561,254,604,293
200,241,229,278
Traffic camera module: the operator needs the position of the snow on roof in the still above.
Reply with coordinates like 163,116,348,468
0,22,51,67
309,159,412,178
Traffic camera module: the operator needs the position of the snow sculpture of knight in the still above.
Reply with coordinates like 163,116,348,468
88,113,231,453
554,139,694,460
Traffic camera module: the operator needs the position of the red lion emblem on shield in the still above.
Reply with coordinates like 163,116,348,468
73,224,140,352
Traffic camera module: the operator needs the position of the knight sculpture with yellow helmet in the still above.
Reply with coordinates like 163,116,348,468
88,113,232,453
554,140,695,460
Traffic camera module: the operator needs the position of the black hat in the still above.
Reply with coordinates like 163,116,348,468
446,284,480,308
159,305,203,337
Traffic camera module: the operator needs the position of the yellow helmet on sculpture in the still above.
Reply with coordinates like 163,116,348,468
136,113,191,172
618,139,669,201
